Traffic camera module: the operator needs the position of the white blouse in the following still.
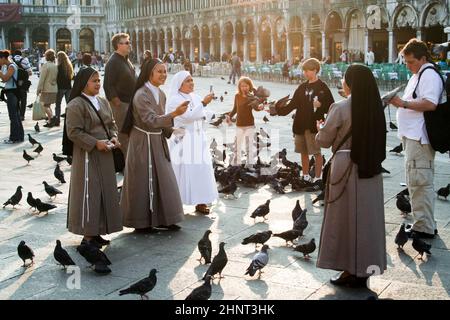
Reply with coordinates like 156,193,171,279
145,81,160,105
82,93,100,111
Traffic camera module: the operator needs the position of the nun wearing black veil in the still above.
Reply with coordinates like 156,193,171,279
315,64,387,287
65,67,123,245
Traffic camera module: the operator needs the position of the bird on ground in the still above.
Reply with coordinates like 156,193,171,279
218,180,237,199
293,209,308,236
76,241,112,272
412,234,432,260
394,224,409,250
53,240,76,269
224,91,228,95
27,103,33,109
263,115,269,123
34,122,40,133
293,238,316,259
3,186,23,208
437,184,450,200
203,242,228,281
292,200,303,222
23,150,34,164
242,231,272,249
220,77,225,80
396,194,411,215
119,269,158,300
220,95,224,102
397,188,409,197
28,134,39,146
312,191,324,205
381,167,390,174
33,143,43,155
42,181,63,199
260,127,270,139
53,153,68,164
34,199,57,214
26,192,37,211
197,230,212,264
185,276,212,300
245,245,270,279
54,164,66,183
273,230,302,246
389,144,403,155
250,200,270,222
18,240,34,267
210,138,217,150
389,122,398,130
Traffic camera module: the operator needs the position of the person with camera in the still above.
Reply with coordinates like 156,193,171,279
120,59,189,233
12,50,32,121
0,50,25,144
65,66,122,248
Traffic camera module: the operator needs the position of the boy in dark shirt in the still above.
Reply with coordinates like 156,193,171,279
276,58,334,186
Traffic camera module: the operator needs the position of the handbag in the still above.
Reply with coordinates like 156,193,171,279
80,95,125,173
322,130,352,187
32,97,47,121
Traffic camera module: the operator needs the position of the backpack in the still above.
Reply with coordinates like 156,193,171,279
13,58,31,91
414,66,450,153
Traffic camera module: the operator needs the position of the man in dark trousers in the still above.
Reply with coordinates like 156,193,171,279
276,58,334,188
227,52,241,85
104,33,137,160
12,50,32,121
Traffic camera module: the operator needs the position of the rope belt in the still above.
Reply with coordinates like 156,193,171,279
82,151,90,228
133,126,162,214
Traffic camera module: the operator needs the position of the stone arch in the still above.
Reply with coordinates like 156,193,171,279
325,11,344,62
345,9,365,58
289,16,303,61
274,16,287,61
56,28,72,52
421,1,447,46
8,27,25,51
223,21,234,55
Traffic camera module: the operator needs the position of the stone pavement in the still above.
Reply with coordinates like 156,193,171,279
0,71,449,300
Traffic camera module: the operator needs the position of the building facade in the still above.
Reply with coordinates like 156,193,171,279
1,0,449,63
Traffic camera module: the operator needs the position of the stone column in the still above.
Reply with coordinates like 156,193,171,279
220,33,225,60
303,33,310,59
388,29,394,63
286,32,292,62
364,29,369,60
95,26,101,53
190,38,194,60
49,24,55,50
71,29,79,52
25,27,31,50
232,32,237,53
416,28,422,41
199,36,204,60
271,32,276,58
209,37,214,58
256,31,261,63
172,27,177,52
164,32,170,54
321,31,326,59
243,33,249,63
0,27,5,49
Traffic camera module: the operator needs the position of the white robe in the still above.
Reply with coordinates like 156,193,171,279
166,92,218,205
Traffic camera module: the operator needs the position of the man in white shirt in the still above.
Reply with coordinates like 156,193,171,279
13,50,33,121
365,47,375,66
390,39,445,239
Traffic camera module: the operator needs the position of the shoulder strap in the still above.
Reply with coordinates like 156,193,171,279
413,65,445,99
80,95,111,140
7,63,19,87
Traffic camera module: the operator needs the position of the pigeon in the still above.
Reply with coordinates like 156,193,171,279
218,180,237,198
412,234,432,260
389,144,403,155
66,156,73,166
437,184,450,200
27,103,33,109
293,209,308,235
34,122,40,133
263,115,269,123
3,186,23,208
273,230,302,246
291,200,303,222
293,238,316,259
53,153,68,164
54,164,66,183
185,276,212,300
312,191,325,205
33,143,43,155
197,230,212,264
28,134,39,146
220,77,225,80
210,118,223,128
250,200,270,222
224,91,228,95
389,122,398,130
396,194,411,214
220,95,224,102
23,150,34,164
26,192,37,211
210,138,217,150
260,127,270,139
397,188,409,197
394,224,409,250
34,199,57,214
18,241,34,267
54,240,76,269
42,181,63,199
76,241,112,267
245,245,270,278
119,269,158,300
242,231,272,249
381,166,390,174
203,242,228,280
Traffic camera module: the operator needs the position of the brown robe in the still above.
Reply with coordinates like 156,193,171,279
121,85,184,228
66,96,123,236
315,97,387,277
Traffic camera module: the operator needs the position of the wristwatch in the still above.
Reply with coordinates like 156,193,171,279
403,100,409,109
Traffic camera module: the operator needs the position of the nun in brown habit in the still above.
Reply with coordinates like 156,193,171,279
315,64,387,287
120,59,189,232
65,67,123,246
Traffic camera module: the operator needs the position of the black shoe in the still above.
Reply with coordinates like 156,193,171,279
435,229,438,235
156,224,181,231
94,235,110,246
134,227,157,234
330,272,355,286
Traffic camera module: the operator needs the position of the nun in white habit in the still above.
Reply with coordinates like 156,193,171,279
166,71,217,214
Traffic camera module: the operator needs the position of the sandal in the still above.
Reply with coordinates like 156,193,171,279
195,204,210,215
